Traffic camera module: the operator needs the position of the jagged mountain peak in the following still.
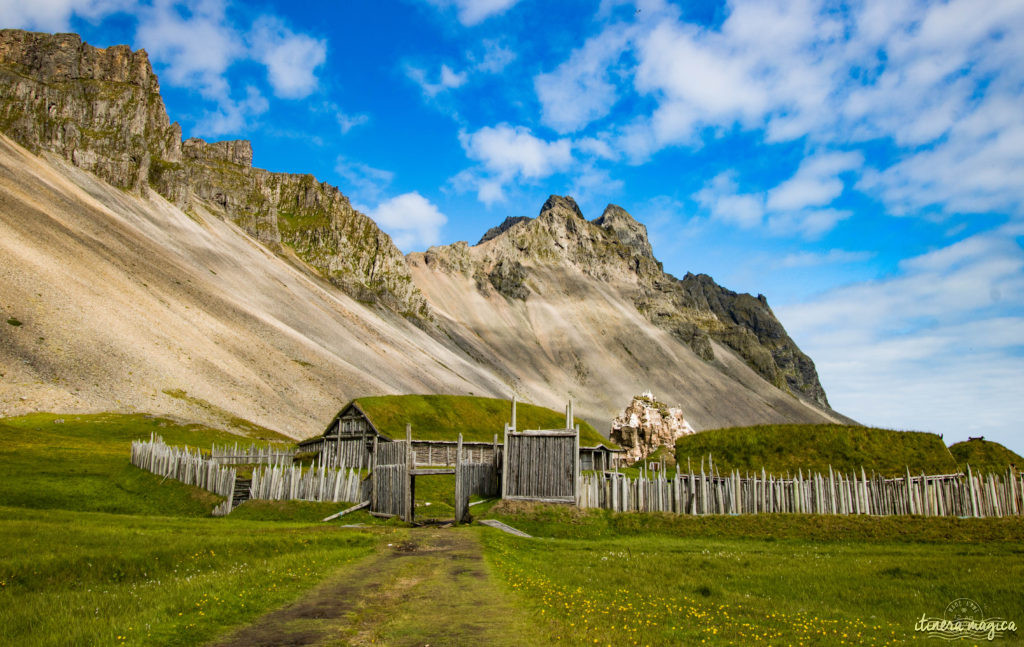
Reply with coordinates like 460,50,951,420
537,194,585,221
593,203,654,260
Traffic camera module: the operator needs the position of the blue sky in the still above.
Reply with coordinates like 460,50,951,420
4,0,1023,454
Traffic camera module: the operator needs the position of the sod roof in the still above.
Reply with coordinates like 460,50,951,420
948,438,1024,474
350,394,615,447
675,424,959,477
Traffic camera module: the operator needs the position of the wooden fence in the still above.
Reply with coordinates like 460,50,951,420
209,442,295,465
578,465,1024,517
131,435,236,501
315,438,373,469
249,464,370,503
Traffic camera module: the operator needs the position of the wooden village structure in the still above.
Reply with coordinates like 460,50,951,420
129,394,1024,523
297,397,622,474
293,397,621,522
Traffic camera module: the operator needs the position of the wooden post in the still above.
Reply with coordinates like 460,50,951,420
573,423,581,505
501,424,510,499
456,433,465,524
511,397,517,432
404,424,414,523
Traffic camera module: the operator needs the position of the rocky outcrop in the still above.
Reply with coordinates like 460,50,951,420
0,29,181,192
0,29,426,318
610,393,695,463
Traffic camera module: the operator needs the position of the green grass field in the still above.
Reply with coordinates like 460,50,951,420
482,503,1024,645
1,412,1022,646
0,413,392,646
351,394,614,446
675,424,961,477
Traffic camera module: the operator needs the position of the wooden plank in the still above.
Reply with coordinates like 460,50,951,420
322,500,369,521
411,468,456,476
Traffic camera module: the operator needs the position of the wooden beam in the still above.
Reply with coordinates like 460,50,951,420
322,500,369,521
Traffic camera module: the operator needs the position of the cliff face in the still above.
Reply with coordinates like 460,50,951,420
0,29,425,318
0,30,181,192
419,195,830,407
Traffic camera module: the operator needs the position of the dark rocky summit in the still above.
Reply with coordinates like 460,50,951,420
0,29,426,318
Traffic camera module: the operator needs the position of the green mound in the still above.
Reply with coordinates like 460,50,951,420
949,438,1024,474
352,394,613,447
675,424,958,477
0,413,251,515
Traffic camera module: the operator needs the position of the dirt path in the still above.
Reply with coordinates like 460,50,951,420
209,527,538,647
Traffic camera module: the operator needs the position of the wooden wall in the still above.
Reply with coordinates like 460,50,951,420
502,430,578,503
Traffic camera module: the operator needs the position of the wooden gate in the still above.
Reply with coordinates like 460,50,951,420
454,434,500,523
501,428,579,503
370,438,409,519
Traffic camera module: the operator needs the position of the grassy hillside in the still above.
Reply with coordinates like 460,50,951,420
675,424,958,477
0,412,388,645
949,438,1024,474
353,394,614,447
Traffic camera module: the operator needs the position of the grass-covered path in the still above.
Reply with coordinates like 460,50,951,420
211,527,540,647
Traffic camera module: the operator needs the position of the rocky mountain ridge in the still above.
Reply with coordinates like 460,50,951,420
0,29,425,317
420,195,829,407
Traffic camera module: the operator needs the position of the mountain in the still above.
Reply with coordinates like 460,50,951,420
0,29,851,438
409,196,849,431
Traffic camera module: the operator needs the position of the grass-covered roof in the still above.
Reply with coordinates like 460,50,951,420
948,438,1024,474
351,394,615,447
675,424,959,477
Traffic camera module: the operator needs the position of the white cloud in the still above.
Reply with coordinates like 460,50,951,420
249,16,327,99
694,152,860,239
191,85,268,136
461,124,572,179
778,249,874,269
406,63,468,99
766,151,864,212
422,0,520,26
335,112,368,134
335,157,394,206
470,39,516,74
554,0,1024,222
406,40,515,106
693,172,764,229
767,208,851,240
0,0,128,32
135,0,245,101
778,225,1024,452
369,192,448,251
456,124,573,204
535,26,629,133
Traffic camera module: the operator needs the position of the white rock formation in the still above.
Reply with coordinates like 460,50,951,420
610,393,695,464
